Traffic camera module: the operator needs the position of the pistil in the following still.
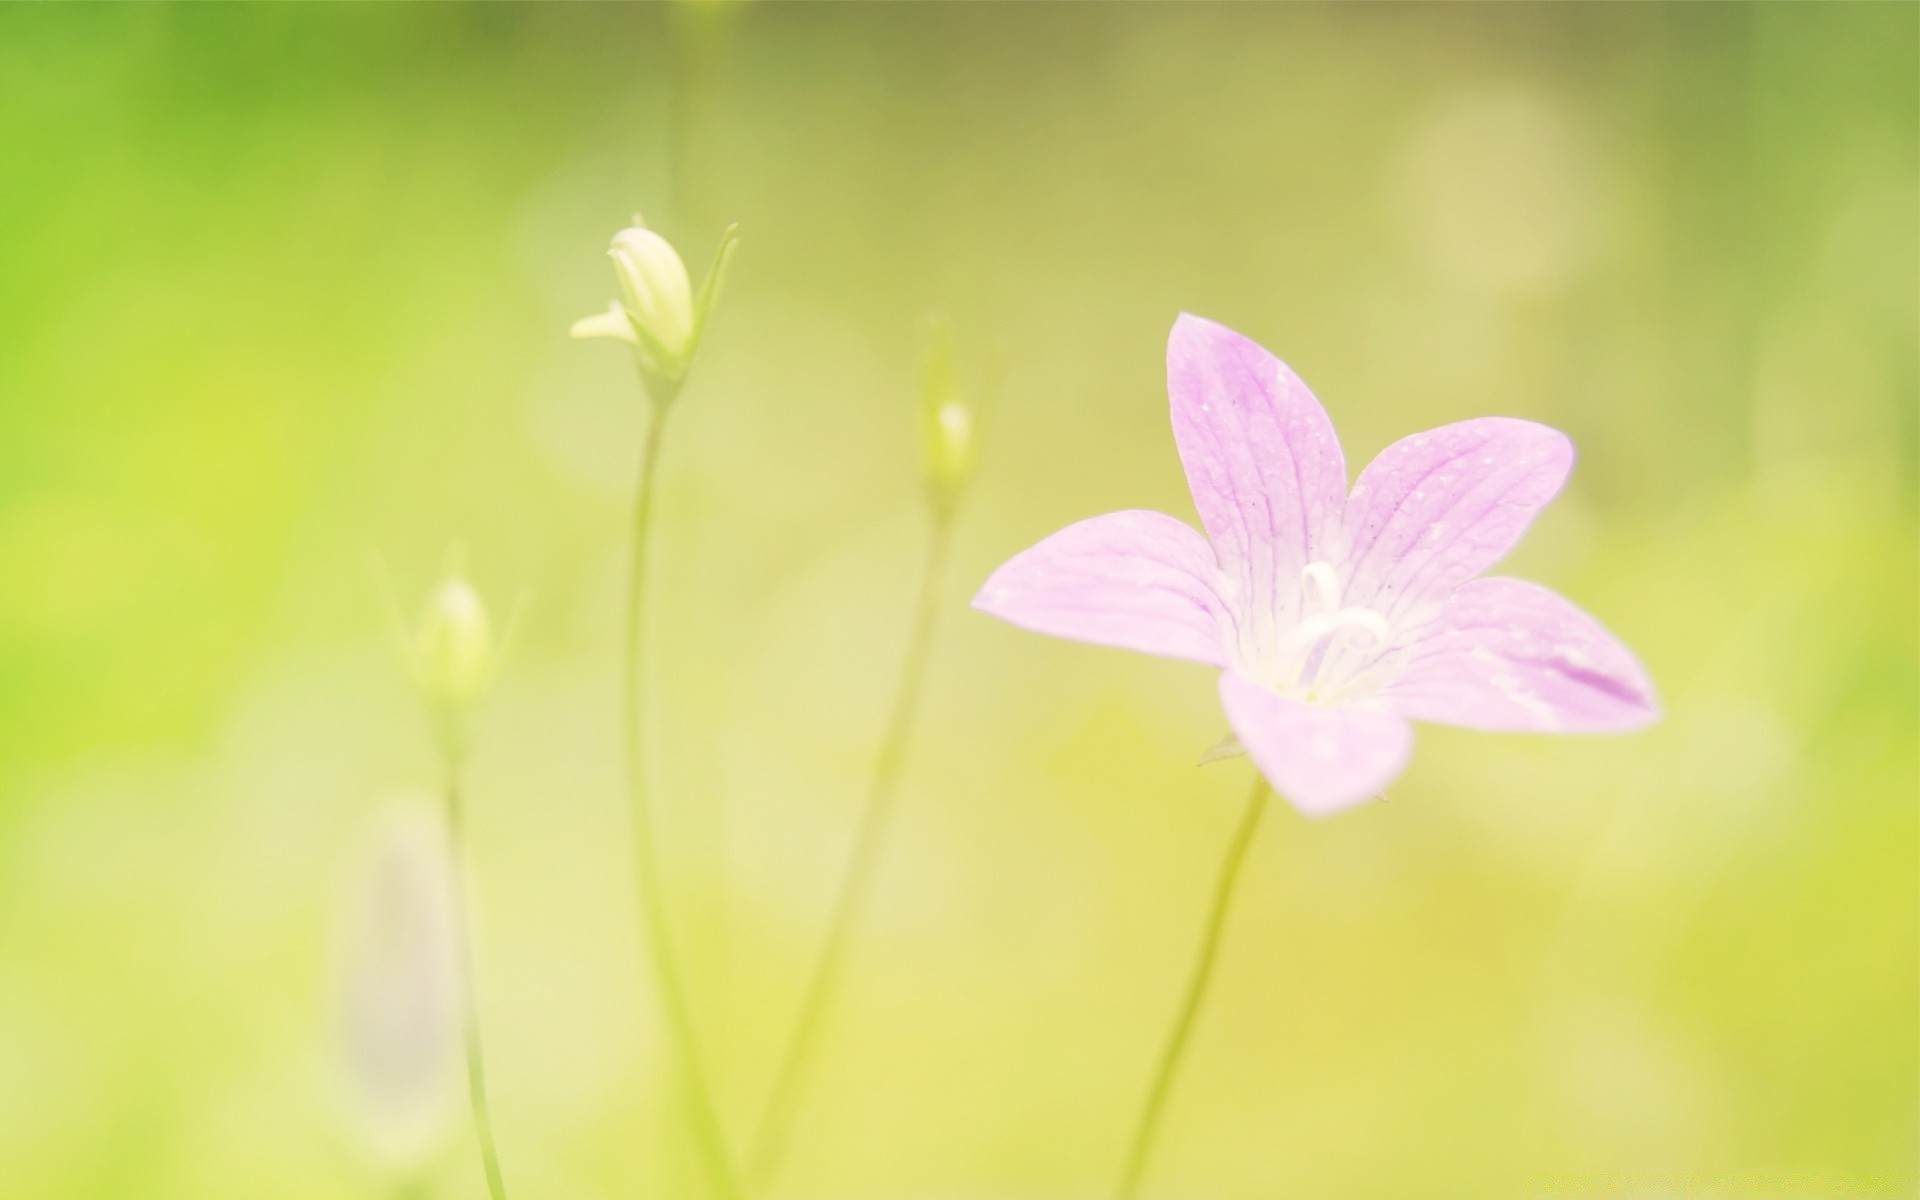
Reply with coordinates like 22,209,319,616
1274,606,1389,695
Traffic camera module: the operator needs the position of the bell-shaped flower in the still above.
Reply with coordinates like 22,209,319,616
974,315,1657,816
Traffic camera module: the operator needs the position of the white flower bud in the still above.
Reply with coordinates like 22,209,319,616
412,577,494,709
332,800,461,1169
609,221,695,364
572,218,739,409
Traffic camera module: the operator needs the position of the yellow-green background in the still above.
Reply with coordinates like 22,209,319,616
1,4,1913,1198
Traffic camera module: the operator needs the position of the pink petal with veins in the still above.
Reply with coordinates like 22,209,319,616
1219,670,1411,816
972,509,1231,666
1342,418,1572,622
1377,577,1658,732
1167,314,1347,631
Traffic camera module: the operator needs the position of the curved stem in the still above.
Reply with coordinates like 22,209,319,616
1115,778,1269,1200
442,759,510,1200
747,518,954,1190
623,403,743,1200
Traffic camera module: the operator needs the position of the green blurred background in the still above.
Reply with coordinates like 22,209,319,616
0,4,1913,1198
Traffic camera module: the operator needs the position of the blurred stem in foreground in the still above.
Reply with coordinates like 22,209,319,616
748,319,977,1190
579,220,743,1200
748,518,953,1190
1115,777,1270,1200
665,0,739,239
387,560,521,1200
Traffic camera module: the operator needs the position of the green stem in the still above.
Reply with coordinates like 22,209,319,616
1115,777,1270,1200
623,402,743,1200
442,757,510,1200
747,518,954,1191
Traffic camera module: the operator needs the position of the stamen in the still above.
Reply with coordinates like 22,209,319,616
1274,605,1390,694
1299,561,1340,618
1303,612,1391,700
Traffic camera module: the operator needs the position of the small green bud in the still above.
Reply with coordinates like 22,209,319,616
925,399,975,495
411,577,494,709
918,317,977,512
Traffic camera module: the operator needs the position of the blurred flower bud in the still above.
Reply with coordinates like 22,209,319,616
572,215,740,408
609,221,695,362
411,576,494,710
332,799,461,1170
918,317,978,513
927,400,975,493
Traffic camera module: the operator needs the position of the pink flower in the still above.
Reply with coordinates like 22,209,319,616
974,315,1658,816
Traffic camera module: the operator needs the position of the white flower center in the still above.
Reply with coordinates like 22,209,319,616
1257,561,1401,704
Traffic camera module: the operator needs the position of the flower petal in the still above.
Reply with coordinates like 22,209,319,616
1167,314,1347,634
1376,577,1659,732
972,509,1232,666
1342,417,1572,621
1218,670,1411,816
569,302,639,344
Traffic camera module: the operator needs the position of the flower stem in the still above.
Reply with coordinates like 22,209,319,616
747,517,954,1191
442,758,511,1200
623,402,743,1200
1115,777,1270,1200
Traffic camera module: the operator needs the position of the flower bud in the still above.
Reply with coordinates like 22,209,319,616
572,217,739,410
411,577,494,709
332,799,461,1169
918,318,977,512
925,398,975,496
609,220,695,363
